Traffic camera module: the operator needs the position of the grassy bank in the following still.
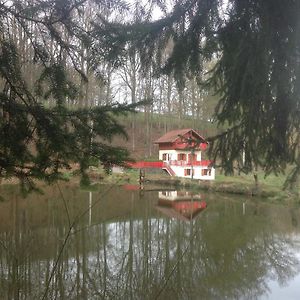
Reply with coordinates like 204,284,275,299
181,173,298,203
2,166,298,204
85,167,299,204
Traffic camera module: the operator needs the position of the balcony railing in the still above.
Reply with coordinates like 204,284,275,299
168,160,212,167
126,160,212,169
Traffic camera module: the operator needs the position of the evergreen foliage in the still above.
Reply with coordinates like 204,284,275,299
98,0,300,186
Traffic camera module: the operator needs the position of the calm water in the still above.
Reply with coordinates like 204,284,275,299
0,183,300,299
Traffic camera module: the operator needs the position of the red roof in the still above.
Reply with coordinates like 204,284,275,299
156,200,207,221
154,128,206,144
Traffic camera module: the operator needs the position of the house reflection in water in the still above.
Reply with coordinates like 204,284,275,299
156,191,207,221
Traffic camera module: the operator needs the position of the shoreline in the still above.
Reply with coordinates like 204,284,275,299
106,170,300,204
1,169,299,204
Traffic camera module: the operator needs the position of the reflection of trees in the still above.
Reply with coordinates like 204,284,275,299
0,188,300,299
264,235,299,286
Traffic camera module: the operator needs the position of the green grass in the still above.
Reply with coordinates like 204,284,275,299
72,164,297,204
215,170,296,194
208,170,300,203
66,164,300,203
216,171,285,189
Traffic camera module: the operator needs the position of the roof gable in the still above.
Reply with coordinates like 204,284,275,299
154,128,206,144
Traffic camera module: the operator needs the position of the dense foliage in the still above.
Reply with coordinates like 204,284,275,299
0,0,137,191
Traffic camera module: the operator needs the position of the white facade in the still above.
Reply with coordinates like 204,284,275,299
158,191,202,201
159,149,215,180
158,149,202,161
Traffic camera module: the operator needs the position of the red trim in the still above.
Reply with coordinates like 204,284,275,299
200,143,208,150
169,160,212,167
126,161,164,168
158,143,173,150
158,142,207,151
126,160,212,169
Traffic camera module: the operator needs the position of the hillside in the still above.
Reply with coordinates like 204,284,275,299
112,113,219,160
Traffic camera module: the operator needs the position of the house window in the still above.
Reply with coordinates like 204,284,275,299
188,153,197,162
162,153,168,161
178,153,187,161
201,169,211,176
184,169,194,176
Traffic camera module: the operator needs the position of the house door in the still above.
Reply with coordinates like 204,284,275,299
162,153,172,161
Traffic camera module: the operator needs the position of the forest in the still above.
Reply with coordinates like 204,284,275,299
0,0,300,189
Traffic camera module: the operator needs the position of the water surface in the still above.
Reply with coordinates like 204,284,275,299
0,183,300,299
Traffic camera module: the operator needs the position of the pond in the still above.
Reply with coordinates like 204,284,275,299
0,183,300,299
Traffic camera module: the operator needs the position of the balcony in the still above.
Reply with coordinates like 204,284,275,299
168,160,212,167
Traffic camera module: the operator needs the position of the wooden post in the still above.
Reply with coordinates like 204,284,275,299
139,169,145,189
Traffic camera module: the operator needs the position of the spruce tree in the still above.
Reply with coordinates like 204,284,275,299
0,0,135,191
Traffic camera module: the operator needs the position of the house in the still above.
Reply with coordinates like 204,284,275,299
156,190,207,221
154,128,215,180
